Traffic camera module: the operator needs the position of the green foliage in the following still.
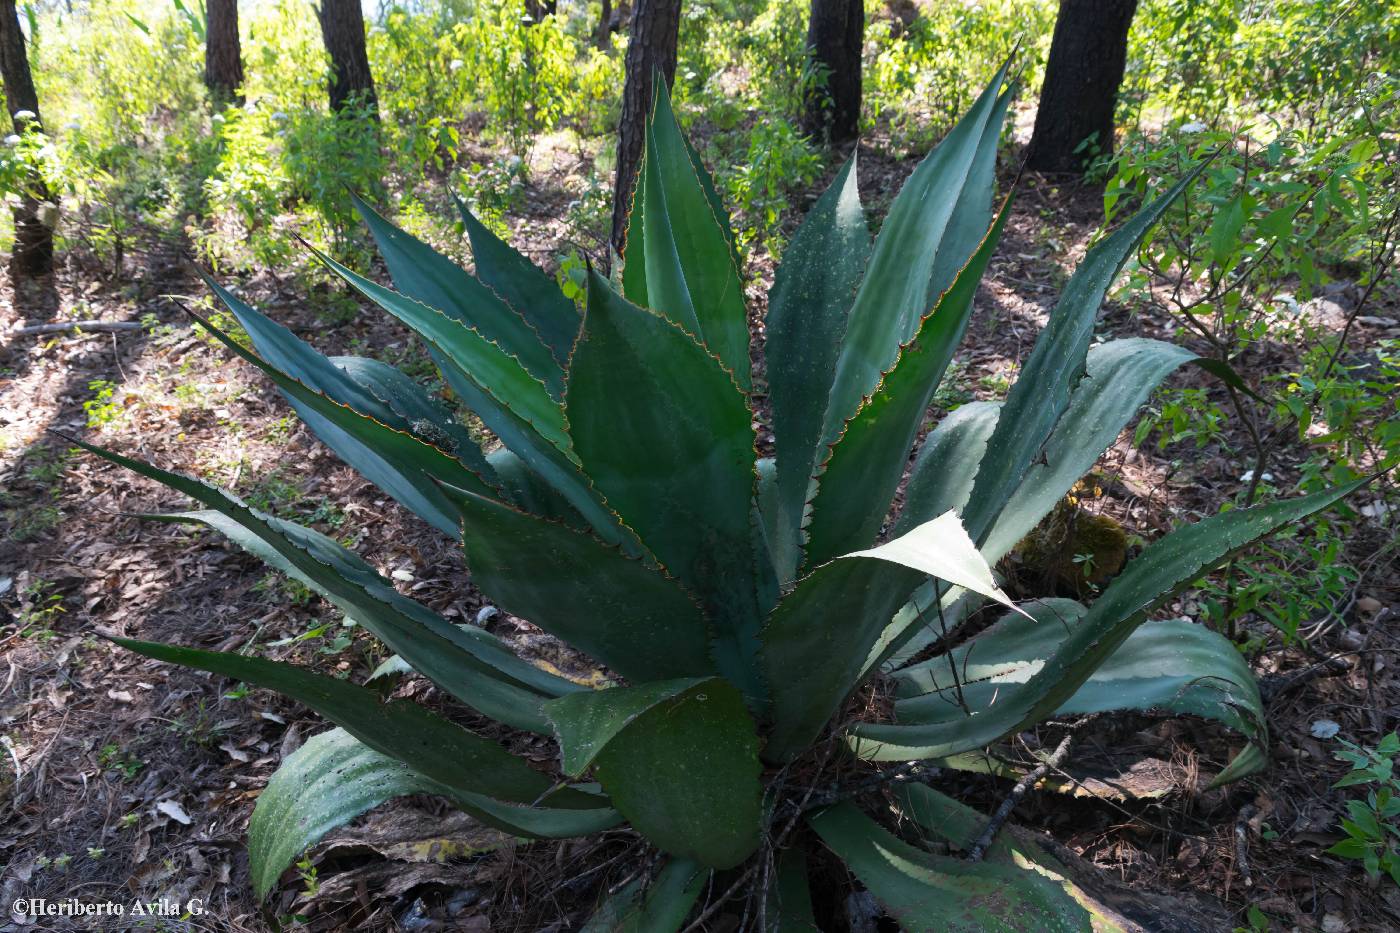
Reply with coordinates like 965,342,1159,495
82,72,1368,926
1329,733,1400,886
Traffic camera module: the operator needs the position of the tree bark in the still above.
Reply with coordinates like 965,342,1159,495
524,0,558,22
204,0,243,105
0,0,53,277
595,0,613,49
608,0,681,257
802,0,863,145
316,0,378,118
1026,0,1137,174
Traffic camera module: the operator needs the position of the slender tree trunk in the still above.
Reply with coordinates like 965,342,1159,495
316,0,378,118
524,0,558,22
0,0,53,277
1026,0,1137,174
204,0,243,105
595,0,613,49
802,0,863,145
609,0,681,256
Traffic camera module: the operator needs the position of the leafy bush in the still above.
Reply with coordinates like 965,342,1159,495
1330,733,1400,886
82,69,1365,927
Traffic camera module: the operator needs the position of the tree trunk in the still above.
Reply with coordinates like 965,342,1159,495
204,0,243,105
316,0,378,118
608,0,681,257
0,0,53,278
595,0,613,49
802,0,863,145
525,0,558,22
1026,0,1137,175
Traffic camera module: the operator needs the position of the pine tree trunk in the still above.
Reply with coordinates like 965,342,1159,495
608,0,681,256
205,0,243,105
595,0,613,49
0,0,53,278
802,0,863,145
1026,0,1137,174
316,0,378,118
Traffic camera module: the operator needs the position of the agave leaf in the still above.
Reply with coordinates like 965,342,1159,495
484,446,586,529
71,439,575,715
760,511,1020,762
821,63,1011,451
580,858,706,932
442,485,715,683
765,155,870,584
893,600,1266,782
328,355,495,478
156,509,563,732
455,199,580,369
804,196,1013,567
808,802,1092,932
112,637,609,813
351,193,562,395
849,478,1368,760
546,678,763,869
249,727,458,901
767,847,820,932
199,284,495,535
893,401,1002,536
568,270,763,697
622,82,751,389
979,338,1198,563
960,168,1203,547
893,784,1131,931
308,245,639,551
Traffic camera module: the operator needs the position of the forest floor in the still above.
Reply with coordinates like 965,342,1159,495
1,119,1399,932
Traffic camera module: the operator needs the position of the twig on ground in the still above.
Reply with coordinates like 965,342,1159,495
967,731,1076,862
1259,654,1353,703
1234,803,1258,888
11,320,146,336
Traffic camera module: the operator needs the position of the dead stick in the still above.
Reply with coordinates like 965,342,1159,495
12,321,146,336
1234,803,1257,888
967,732,1075,862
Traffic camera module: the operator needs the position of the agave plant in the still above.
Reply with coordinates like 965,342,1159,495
82,64,1363,928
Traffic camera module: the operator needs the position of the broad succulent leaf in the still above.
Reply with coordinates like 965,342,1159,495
767,847,820,932
893,599,1267,781
309,244,640,550
893,400,1002,536
803,195,1013,566
807,802,1092,931
198,286,495,535
894,784,1130,931
979,337,1198,563
547,678,762,869
580,858,706,932
569,270,764,697
351,192,564,395
249,727,453,901
820,63,1011,452
444,485,715,682
620,82,751,389
849,478,1369,760
112,638,618,830
456,197,580,368
760,511,1019,762
74,439,574,722
960,167,1204,547
765,155,869,583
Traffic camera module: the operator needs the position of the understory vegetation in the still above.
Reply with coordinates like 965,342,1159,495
0,0,1397,930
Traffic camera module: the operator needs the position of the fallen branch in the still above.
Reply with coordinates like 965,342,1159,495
967,731,1076,862
11,320,147,336
1259,654,1352,704
1234,803,1257,888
